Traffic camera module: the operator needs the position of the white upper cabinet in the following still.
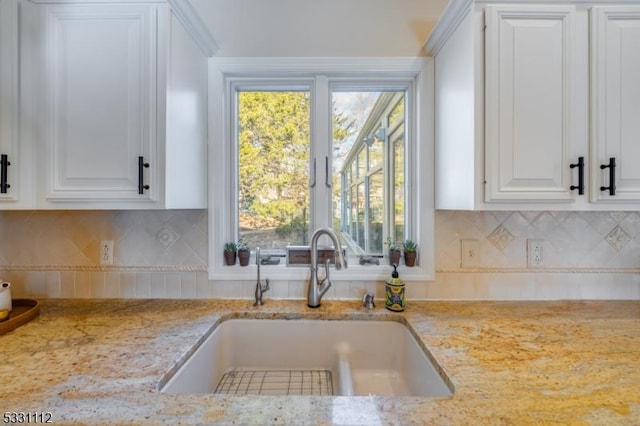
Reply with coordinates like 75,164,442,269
485,5,580,203
41,4,156,204
0,0,35,208
427,0,640,211
590,6,640,203
19,0,215,209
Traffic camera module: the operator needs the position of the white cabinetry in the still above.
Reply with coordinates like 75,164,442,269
590,6,640,203
21,0,215,209
485,5,581,203
0,0,35,208
428,0,639,211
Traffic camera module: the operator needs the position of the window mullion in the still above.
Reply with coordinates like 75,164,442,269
311,76,332,234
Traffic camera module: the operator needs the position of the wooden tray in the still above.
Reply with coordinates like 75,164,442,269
0,299,40,335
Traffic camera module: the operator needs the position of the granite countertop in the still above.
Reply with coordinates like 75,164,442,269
1,298,639,425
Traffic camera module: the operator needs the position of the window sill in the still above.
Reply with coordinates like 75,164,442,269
208,263,433,282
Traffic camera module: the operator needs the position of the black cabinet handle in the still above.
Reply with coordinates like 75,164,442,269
138,156,150,194
569,156,584,195
600,157,616,196
0,154,10,194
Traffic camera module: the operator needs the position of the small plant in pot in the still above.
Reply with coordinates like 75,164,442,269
386,237,401,266
403,239,418,267
237,239,250,266
223,242,237,266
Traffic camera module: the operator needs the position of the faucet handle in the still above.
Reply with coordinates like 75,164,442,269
362,292,375,309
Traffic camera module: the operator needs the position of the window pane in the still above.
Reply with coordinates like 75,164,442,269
368,170,383,252
357,182,365,247
369,128,384,169
237,91,310,250
392,126,405,244
332,90,406,254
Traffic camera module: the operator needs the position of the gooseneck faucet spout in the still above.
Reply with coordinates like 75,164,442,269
254,247,270,306
307,228,346,308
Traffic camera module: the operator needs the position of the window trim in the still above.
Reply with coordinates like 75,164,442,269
208,57,434,281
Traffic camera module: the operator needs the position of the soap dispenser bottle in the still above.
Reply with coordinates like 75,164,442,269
385,265,405,311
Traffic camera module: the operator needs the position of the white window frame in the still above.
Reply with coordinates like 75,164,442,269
208,57,434,281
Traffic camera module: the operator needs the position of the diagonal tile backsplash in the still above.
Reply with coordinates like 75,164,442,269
1,209,639,300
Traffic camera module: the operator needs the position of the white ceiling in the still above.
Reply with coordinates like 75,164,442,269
189,0,451,57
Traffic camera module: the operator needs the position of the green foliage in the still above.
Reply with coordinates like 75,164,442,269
275,214,309,244
403,239,418,253
238,91,355,235
238,92,310,230
224,242,237,252
237,239,249,252
385,237,401,252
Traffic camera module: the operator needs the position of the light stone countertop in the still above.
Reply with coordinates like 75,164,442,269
1,298,639,425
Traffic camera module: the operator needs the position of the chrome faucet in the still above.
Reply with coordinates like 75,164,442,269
254,247,270,306
307,228,346,308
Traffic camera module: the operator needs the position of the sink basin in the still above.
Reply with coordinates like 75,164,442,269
160,318,453,397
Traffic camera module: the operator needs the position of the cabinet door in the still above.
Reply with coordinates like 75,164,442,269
43,4,157,203
0,0,20,204
485,5,580,203
591,7,640,202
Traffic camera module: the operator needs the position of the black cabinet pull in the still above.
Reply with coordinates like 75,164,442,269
569,156,584,195
138,156,150,194
0,154,10,194
600,157,616,196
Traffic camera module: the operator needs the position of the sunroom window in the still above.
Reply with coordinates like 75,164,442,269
208,58,433,281
334,91,406,255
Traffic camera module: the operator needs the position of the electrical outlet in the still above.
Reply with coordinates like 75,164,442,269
100,240,114,265
461,239,479,268
527,239,544,268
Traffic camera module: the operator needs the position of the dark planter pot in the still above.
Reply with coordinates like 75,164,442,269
389,250,401,267
224,251,237,266
238,250,250,266
404,251,417,267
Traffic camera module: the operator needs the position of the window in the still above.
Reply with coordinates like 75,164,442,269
334,91,406,255
209,58,434,281
237,89,311,250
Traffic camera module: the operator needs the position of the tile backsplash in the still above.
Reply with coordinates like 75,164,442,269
1,210,639,300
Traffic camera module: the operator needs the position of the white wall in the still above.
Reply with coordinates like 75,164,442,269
189,0,448,57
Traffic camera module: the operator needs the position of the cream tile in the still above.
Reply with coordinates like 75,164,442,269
165,273,181,299
196,272,213,298
180,272,197,299
210,280,227,298
90,272,105,298
288,280,305,299
75,272,91,298
60,272,76,298
104,272,121,298
45,271,61,298
148,273,166,298
226,281,244,298
135,273,151,298
23,271,45,297
120,272,136,298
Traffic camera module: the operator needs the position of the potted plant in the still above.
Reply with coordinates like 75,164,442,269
386,237,401,266
223,242,237,266
403,239,418,267
237,239,250,266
